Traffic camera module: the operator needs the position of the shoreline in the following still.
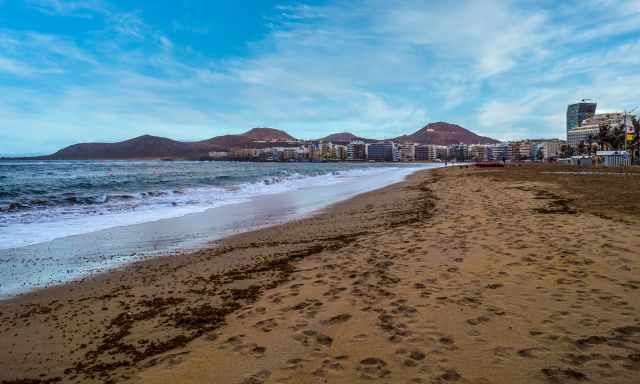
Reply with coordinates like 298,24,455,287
2,165,640,384
1,164,435,300
0,166,432,303
0,167,440,383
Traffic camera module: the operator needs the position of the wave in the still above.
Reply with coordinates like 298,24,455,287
1,168,370,214
0,164,427,250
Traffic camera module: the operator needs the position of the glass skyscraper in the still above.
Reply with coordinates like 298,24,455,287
566,101,597,133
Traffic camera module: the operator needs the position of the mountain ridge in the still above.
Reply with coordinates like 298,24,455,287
28,124,499,160
241,127,295,141
393,122,499,145
318,132,368,143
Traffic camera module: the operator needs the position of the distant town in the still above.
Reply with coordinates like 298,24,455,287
7,101,637,165
205,139,534,163
203,100,638,166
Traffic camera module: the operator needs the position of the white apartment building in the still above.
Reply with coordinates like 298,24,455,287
397,143,416,162
567,113,631,148
414,145,435,161
538,139,565,159
347,140,367,160
208,151,228,159
469,144,492,162
490,143,511,161
567,126,600,148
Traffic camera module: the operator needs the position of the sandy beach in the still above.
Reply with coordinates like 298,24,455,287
2,165,640,384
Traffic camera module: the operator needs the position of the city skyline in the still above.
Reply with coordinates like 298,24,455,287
1,0,640,155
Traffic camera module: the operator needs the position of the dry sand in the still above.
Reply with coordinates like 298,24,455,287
1,165,640,384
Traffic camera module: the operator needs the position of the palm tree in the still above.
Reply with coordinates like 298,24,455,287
631,116,640,162
598,122,610,150
560,144,569,158
598,121,626,150
586,134,594,155
612,125,625,149
578,141,586,155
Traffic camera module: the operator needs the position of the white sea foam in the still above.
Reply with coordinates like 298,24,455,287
0,166,418,250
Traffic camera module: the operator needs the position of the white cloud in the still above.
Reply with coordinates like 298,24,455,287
27,0,107,17
2,0,640,154
0,57,36,76
377,0,550,78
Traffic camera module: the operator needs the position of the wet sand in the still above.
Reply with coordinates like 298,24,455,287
0,164,430,299
2,165,640,383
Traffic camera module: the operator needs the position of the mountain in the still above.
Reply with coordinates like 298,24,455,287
31,122,499,160
43,128,298,160
202,135,253,150
241,127,296,141
394,122,499,145
46,135,208,160
319,132,367,143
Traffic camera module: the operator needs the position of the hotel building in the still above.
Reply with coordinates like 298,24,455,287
470,144,492,162
397,143,417,162
566,100,597,134
567,113,629,148
490,143,511,161
347,140,367,161
366,142,394,162
537,139,565,159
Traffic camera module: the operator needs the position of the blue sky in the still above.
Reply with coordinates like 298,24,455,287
1,0,639,155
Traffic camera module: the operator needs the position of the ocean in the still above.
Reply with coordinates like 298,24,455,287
0,160,439,298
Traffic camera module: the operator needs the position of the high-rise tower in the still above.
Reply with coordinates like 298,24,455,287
566,100,597,134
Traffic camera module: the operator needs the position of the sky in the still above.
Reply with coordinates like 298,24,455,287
1,0,639,155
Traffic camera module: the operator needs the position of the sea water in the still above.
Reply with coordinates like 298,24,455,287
0,160,439,298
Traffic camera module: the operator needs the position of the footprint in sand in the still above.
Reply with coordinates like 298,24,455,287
540,366,588,382
240,369,271,384
321,313,352,325
254,318,278,332
293,329,333,347
357,357,391,379
517,347,548,358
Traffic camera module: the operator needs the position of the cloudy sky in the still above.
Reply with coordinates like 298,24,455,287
1,0,639,155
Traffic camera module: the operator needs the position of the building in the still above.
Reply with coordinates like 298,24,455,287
469,144,492,162
448,144,470,162
567,113,629,149
229,148,260,159
415,145,436,161
579,112,630,136
435,146,449,161
282,147,299,161
397,143,416,162
585,112,629,126
318,141,333,160
265,147,285,161
518,141,533,160
366,142,394,161
347,140,367,161
334,144,348,160
567,126,600,149
309,142,328,160
537,139,565,160
566,100,597,134
208,151,228,159
509,141,533,161
490,143,511,161
392,144,400,162
530,142,544,161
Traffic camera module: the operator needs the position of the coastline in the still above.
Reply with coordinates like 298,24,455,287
0,163,434,299
2,165,640,384
0,165,439,383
